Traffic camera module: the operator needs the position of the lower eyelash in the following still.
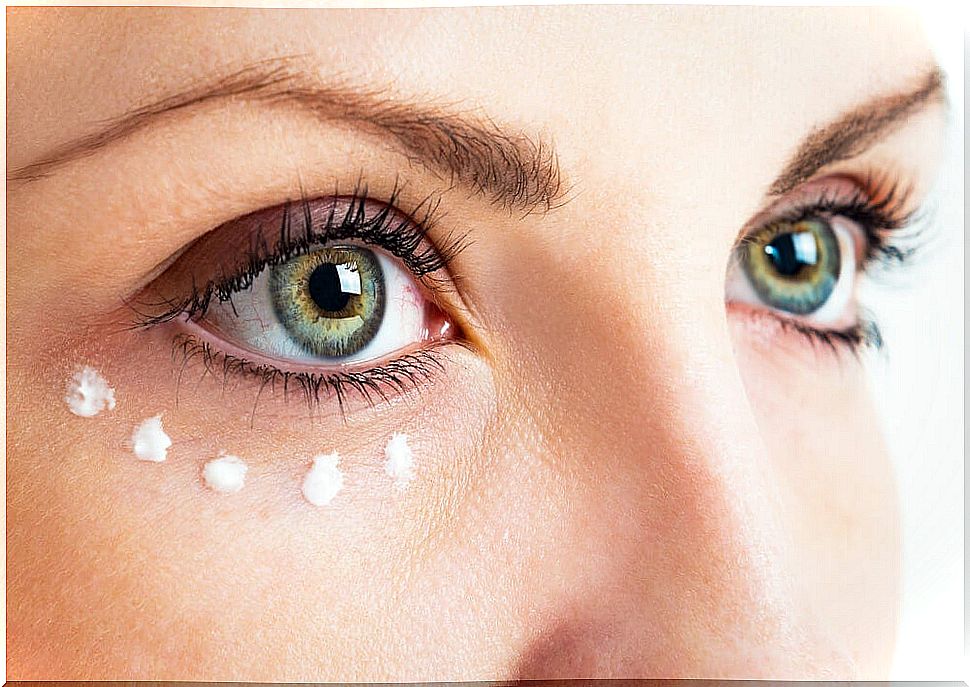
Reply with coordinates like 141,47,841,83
171,332,457,416
776,312,883,356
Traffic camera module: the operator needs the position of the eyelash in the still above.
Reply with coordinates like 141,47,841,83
170,331,462,416
133,171,922,409
134,182,467,327
130,181,470,410
740,171,920,354
768,172,917,263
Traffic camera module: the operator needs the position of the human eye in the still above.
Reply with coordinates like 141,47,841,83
130,183,468,407
725,173,920,352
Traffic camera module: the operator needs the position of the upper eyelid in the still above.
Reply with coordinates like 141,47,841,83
127,190,468,325
739,171,912,237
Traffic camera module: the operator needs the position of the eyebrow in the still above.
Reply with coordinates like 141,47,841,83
7,57,566,215
768,66,944,196
10,58,944,208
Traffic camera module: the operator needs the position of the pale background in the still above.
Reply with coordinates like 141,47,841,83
869,6,964,680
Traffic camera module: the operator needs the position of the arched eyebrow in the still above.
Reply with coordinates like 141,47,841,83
7,57,566,215
9,58,944,207
768,66,945,196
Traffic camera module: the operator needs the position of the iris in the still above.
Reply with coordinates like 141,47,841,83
270,246,386,357
741,217,841,315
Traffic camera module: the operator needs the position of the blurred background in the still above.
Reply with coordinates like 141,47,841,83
868,6,964,679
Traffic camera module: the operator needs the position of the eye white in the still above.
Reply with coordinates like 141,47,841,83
200,244,428,365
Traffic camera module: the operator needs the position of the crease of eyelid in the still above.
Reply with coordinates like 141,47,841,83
7,54,571,218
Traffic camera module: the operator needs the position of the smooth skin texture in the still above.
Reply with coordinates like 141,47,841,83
6,6,946,679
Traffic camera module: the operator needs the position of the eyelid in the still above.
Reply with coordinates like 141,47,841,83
740,176,861,241
128,188,474,332
736,171,912,256
124,188,479,410
180,313,446,377
170,329,455,412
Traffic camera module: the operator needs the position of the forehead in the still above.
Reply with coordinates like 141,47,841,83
7,6,933,164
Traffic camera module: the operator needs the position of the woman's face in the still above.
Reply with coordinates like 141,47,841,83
7,6,946,679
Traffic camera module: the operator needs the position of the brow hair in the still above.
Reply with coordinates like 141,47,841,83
8,56,567,215
769,66,945,196
11,58,944,211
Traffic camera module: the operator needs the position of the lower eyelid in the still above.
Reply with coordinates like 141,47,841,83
174,315,454,377
166,328,458,411
726,302,876,356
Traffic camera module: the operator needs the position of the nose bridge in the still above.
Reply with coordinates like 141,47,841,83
587,293,795,593
493,236,836,672
505,224,784,511
509,222,769,492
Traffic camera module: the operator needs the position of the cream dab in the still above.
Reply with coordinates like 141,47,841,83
203,454,248,494
131,415,172,462
302,452,344,506
384,433,415,489
65,366,116,417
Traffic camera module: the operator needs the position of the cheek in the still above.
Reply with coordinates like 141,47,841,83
7,321,508,678
730,314,900,671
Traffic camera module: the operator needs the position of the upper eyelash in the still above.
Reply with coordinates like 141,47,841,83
127,179,469,329
761,171,918,265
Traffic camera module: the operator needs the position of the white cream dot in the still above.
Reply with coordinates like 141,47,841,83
384,433,414,490
131,415,172,462
203,455,248,494
302,452,344,506
65,366,116,417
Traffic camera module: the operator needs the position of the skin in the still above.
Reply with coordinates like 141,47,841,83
6,6,946,680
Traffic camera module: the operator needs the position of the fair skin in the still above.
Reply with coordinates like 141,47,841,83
6,6,946,680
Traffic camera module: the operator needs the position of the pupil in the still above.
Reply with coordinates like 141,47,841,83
308,262,353,312
764,231,817,277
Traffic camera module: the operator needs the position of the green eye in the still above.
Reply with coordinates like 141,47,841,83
741,218,841,315
270,246,385,357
